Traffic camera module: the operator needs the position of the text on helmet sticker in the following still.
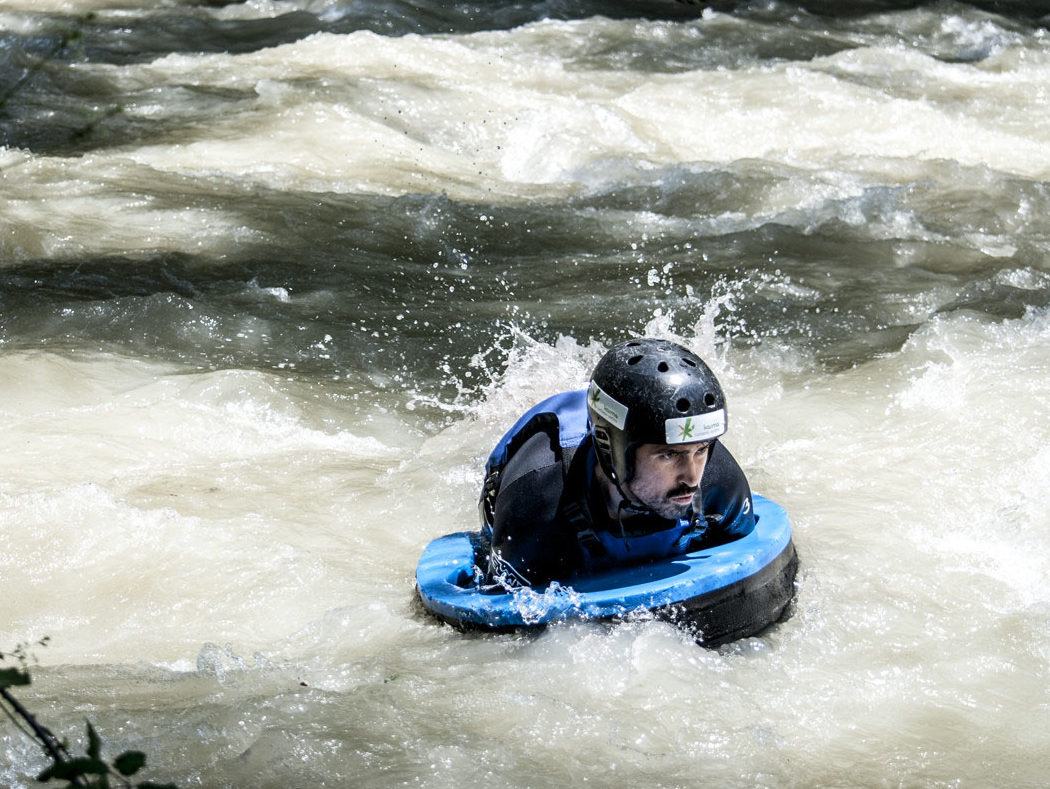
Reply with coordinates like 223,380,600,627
665,409,726,444
588,381,628,430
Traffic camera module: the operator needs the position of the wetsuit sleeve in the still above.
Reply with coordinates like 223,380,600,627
697,441,756,544
487,432,579,587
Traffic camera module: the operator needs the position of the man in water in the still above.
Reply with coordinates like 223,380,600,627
479,338,755,587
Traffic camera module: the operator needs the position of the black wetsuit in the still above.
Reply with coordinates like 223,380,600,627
481,390,755,587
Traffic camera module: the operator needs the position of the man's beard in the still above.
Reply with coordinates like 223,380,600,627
633,482,697,520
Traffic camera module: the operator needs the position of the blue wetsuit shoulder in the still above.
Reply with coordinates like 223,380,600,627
697,441,756,545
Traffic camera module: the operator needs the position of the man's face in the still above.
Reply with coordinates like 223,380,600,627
627,441,712,519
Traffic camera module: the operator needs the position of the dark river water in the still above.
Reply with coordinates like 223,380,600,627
2,1,1050,786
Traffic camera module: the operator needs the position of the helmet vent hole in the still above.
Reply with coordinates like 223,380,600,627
627,355,643,366
681,357,697,367
676,398,691,413
657,361,669,372
704,392,717,407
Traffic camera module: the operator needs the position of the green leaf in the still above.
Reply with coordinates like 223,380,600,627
114,751,147,776
46,756,108,779
87,721,102,760
0,667,31,687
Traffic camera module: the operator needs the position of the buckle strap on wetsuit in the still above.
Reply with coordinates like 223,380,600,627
563,498,610,559
557,441,612,559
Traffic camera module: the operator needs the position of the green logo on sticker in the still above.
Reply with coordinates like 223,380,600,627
678,417,695,440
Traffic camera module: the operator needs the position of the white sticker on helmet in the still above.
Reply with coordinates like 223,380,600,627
588,381,628,430
665,410,726,444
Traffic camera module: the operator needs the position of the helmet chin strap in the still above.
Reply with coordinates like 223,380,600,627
595,444,652,515
615,499,633,553
614,482,651,515
609,476,657,555
595,441,658,541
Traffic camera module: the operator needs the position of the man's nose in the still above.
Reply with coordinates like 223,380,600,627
678,455,703,486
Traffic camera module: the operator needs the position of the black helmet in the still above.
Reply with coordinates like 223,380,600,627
587,338,727,484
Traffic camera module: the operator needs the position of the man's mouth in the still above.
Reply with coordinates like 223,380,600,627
668,485,697,502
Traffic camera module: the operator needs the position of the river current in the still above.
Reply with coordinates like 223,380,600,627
2,0,1050,786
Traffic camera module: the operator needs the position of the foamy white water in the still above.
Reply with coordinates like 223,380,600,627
2,1,1050,786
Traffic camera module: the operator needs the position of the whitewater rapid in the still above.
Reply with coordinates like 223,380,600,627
3,1,1050,786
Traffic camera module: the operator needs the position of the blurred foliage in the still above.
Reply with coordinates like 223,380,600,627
0,639,178,789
